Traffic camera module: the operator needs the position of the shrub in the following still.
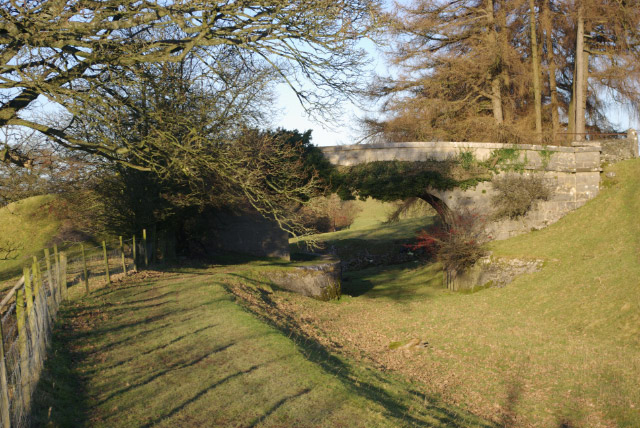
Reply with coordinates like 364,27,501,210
299,194,362,233
406,210,487,273
458,150,476,170
491,173,550,219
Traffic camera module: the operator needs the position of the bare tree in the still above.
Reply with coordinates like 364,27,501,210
64,53,323,237
529,0,543,139
0,0,379,168
369,0,531,142
370,0,640,143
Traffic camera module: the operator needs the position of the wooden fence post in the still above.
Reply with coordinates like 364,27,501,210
24,267,33,316
119,236,127,276
102,241,111,286
30,259,46,360
43,248,57,324
16,287,29,412
0,318,11,428
132,234,138,272
53,244,61,303
31,257,41,296
81,244,89,295
143,229,148,267
59,252,68,299
44,248,54,292
152,224,158,264
24,266,40,376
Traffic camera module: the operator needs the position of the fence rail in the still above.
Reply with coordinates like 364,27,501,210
0,229,164,428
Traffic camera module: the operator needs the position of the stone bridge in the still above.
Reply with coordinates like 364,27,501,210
321,134,638,240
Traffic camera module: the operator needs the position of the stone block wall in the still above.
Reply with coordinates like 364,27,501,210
204,209,290,260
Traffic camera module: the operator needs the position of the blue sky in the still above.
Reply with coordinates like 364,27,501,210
273,38,388,147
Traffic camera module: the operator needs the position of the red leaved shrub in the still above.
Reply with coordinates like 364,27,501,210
406,210,487,272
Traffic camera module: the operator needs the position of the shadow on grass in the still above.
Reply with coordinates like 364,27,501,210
0,266,22,286
85,314,198,357
94,342,235,407
31,305,89,428
139,364,263,428
341,262,442,302
226,281,496,428
340,276,375,297
246,388,312,428
70,299,222,342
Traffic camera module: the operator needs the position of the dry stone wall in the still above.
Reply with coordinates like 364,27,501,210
595,129,639,164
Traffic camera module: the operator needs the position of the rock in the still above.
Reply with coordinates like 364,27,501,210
262,257,341,301
605,171,616,178
392,338,429,353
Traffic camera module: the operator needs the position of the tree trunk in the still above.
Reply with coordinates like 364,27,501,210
529,0,543,141
574,3,586,141
581,50,589,136
542,0,560,138
486,0,504,125
491,77,504,124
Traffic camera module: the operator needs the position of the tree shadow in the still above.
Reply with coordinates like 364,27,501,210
85,323,220,376
138,364,263,428
94,342,235,407
340,262,442,302
84,314,198,356
340,276,375,297
30,305,89,428
228,283,497,428
246,388,312,428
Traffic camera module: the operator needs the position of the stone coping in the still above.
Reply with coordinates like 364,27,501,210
320,141,601,153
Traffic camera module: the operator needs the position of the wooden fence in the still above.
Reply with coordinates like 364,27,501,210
0,229,162,428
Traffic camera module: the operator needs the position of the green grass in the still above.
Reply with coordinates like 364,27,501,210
32,268,493,428
255,159,640,428
0,195,61,287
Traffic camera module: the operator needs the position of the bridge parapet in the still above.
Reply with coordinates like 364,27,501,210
320,141,601,172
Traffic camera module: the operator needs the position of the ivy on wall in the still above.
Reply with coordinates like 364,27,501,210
330,160,491,201
312,147,547,202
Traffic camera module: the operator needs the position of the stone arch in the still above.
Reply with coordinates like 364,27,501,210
419,192,455,227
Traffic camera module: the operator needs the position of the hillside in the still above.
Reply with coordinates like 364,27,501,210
240,159,640,428
0,195,62,287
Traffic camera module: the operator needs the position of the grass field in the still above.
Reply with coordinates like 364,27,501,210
32,268,493,428
240,159,640,428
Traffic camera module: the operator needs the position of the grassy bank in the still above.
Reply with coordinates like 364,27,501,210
0,195,61,288
245,159,640,427
32,267,492,427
